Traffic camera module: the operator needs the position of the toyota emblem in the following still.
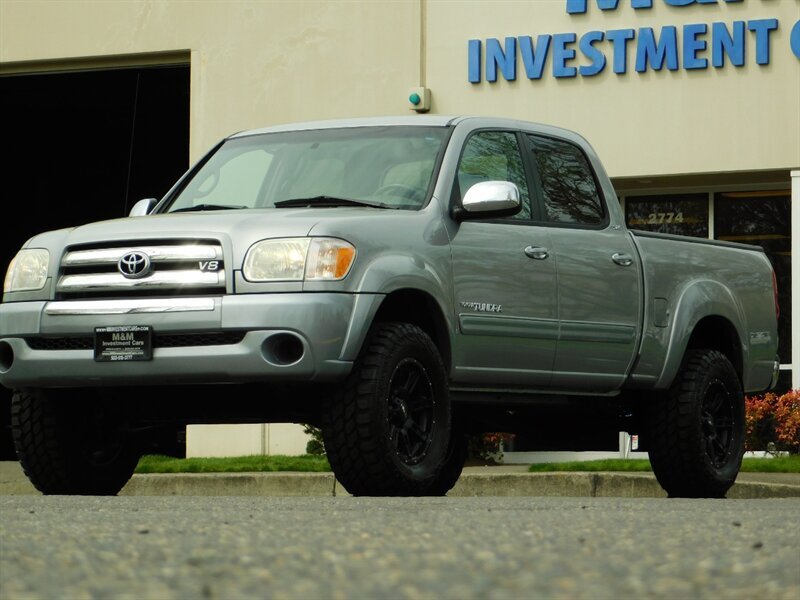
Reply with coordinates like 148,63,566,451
118,251,152,279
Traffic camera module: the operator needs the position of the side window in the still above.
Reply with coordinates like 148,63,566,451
527,135,604,225
457,131,531,220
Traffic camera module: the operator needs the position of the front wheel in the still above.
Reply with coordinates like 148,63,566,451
648,349,745,498
322,322,451,496
11,389,141,495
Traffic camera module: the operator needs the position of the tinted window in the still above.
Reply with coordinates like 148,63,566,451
528,135,604,225
625,193,709,238
457,131,531,220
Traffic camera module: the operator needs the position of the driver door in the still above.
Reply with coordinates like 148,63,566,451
450,130,557,388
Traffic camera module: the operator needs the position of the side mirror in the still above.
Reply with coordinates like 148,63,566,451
128,198,158,217
452,181,521,221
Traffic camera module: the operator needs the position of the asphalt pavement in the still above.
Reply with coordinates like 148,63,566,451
1,461,799,498
1,495,798,599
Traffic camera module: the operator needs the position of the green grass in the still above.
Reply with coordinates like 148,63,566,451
133,454,800,474
528,455,800,473
740,456,800,473
135,454,331,474
528,459,653,473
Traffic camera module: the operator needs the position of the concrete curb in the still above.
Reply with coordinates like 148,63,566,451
2,463,798,498
115,471,800,499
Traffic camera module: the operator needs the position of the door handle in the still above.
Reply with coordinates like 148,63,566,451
612,252,634,267
524,245,549,260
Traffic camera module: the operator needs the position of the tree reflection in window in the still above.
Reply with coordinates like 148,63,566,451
458,131,531,220
528,135,604,225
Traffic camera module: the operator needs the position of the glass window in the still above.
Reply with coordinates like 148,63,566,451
179,148,274,210
166,126,449,212
527,135,604,225
625,193,709,238
457,131,531,220
715,190,791,364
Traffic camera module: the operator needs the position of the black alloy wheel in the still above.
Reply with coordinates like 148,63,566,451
387,357,436,466
701,379,736,469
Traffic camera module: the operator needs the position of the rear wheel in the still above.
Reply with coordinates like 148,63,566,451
11,389,141,495
322,322,451,496
648,349,744,498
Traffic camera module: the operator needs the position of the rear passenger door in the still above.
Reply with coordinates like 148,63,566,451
524,134,641,392
449,130,557,388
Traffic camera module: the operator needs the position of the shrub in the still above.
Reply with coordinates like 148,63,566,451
745,391,800,455
302,423,518,462
468,432,515,463
302,424,326,455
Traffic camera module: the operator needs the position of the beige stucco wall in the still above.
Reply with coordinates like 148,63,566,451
1,0,797,178
426,0,800,178
186,423,310,458
0,0,422,163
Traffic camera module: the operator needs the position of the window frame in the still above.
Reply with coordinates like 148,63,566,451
522,132,610,231
449,128,542,226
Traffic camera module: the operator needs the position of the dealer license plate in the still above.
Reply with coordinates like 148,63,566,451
94,325,153,362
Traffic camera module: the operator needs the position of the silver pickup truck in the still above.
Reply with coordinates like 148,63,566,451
0,116,779,498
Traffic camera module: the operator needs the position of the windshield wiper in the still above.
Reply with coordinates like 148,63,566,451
170,204,248,213
274,196,394,209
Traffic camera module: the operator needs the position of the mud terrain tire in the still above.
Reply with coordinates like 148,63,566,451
648,349,745,498
322,323,451,496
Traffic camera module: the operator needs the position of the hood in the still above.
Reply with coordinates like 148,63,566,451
27,207,411,267
67,209,321,244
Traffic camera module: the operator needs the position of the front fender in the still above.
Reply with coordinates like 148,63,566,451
335,253,455,362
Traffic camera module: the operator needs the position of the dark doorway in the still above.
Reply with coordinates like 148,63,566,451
0,64,190,459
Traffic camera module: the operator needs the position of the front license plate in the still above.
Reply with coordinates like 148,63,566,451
94,326,153,362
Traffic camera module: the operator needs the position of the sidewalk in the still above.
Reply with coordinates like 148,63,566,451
2,462,799,498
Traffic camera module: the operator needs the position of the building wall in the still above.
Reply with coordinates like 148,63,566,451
0,0,422,162
426,0,800,178
2,0,797,176
186,424,309,458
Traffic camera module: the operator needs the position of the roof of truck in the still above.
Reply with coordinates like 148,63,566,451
229,115,571,138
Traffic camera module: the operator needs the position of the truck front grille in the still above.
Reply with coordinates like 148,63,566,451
24,331,247,350
56,240,226,299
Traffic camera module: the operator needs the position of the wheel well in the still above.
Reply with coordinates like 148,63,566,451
686,316,743,379
372,289,452,370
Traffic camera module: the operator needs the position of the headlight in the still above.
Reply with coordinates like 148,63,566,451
243,238,356,282
4,249,50,293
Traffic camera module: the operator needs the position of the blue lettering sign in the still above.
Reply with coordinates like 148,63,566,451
579,31,607,76
520,35,552,79
567,0,650,14
711,21,745,67
486,37,517,82
635,26,679,71
664,0,718,6
468,2,785,84
566,0,741,14
748,19,779,65
792,20,800,60
553,33,578,77
468,39,481,83
606,28,635,73
683,23,709,69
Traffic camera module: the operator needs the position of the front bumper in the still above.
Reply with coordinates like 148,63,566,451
0,293,381,388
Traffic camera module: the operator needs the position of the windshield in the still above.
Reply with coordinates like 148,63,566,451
164,126,449,213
